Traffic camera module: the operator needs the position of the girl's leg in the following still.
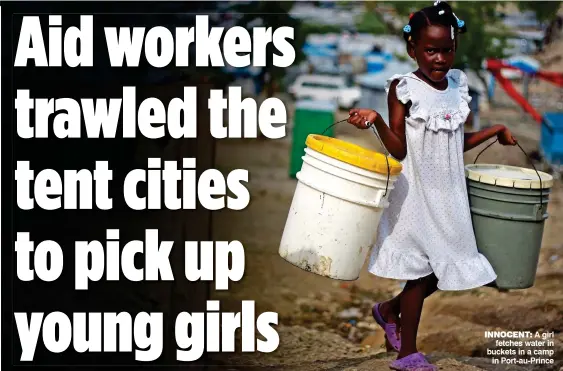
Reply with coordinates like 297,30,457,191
379,273,438,322
397,274,438,358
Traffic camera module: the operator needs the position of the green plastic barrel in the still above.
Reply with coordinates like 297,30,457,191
290,100,337,178
465,164,554,289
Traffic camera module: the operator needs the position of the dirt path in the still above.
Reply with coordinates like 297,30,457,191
210,92,563,370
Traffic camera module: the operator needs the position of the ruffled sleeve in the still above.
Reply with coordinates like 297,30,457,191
449,69,472,105
385,74,427,124
385,74,411,105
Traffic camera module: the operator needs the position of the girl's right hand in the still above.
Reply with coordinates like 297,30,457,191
348,108,380,129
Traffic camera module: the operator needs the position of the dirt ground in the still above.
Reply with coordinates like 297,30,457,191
209,62,563,369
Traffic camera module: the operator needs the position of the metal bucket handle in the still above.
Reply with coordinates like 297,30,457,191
473,138,544,214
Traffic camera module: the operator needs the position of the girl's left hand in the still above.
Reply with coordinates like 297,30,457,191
497,126,518,146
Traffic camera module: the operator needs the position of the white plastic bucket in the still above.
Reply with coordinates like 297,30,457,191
279,135,402,280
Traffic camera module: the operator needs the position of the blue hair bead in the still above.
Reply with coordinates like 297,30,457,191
457,20,465,28
403,25,411,33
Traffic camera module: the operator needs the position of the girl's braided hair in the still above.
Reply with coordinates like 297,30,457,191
402,1,467,50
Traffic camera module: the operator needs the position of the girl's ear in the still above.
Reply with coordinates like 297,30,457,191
407,41,416,60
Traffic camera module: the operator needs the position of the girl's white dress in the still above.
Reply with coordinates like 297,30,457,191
367,69,497,290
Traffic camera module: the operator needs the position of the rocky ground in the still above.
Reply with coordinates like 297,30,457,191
208,40,563,370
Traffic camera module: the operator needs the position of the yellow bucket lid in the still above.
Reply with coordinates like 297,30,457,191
305,134,402,175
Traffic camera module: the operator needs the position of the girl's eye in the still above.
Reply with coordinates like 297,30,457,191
426,49,436,54
445,48,453,53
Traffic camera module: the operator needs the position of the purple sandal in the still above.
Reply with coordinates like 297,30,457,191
390,352,437,371
372,303,401,352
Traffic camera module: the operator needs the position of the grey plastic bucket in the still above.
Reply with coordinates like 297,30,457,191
465,164,554,289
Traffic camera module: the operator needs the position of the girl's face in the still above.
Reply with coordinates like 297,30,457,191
409,25,455,83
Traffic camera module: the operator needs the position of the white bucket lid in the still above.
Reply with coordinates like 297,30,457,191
465,164,553,189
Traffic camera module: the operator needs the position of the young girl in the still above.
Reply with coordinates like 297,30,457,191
347,2,517,370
